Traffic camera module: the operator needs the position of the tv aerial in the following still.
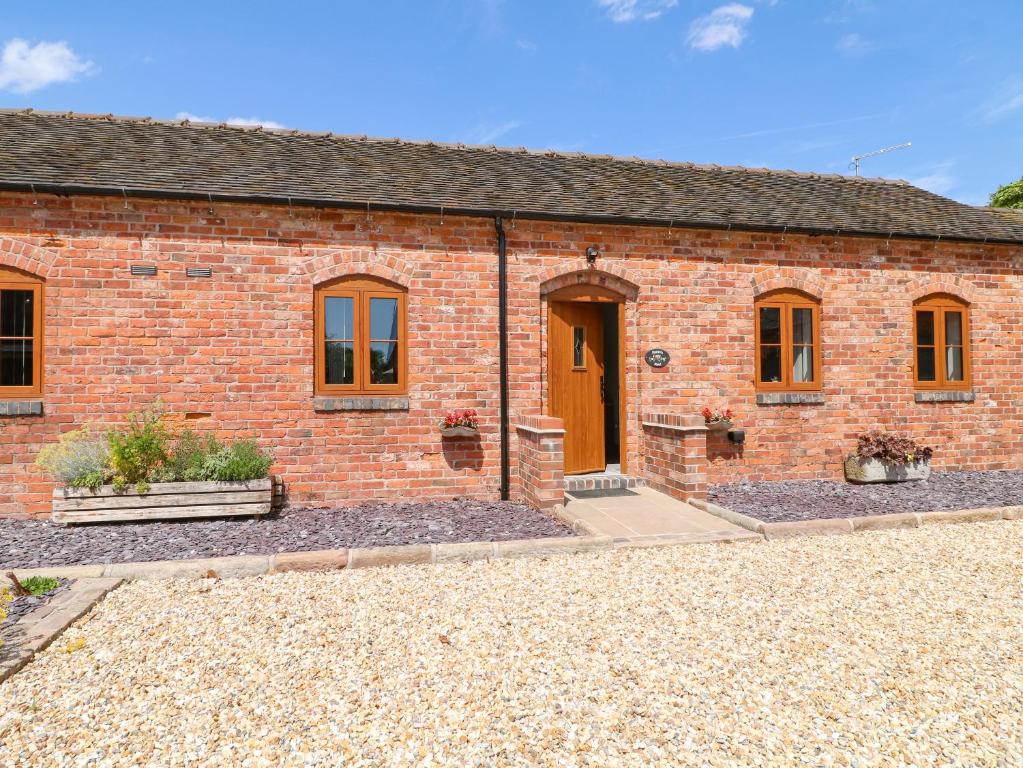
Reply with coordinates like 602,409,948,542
850,142,912,176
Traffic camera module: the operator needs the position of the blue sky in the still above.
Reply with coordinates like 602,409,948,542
2,1,1020,205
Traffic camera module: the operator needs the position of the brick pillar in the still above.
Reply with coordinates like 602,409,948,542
640,413,708,502
515,416,566,510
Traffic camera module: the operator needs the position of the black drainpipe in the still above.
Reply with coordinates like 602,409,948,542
495,216,511,501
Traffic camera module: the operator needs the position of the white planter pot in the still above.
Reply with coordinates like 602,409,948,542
705,420,733,432
441,426,479,438
844,456,931,484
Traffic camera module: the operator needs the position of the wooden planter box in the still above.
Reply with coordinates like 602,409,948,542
844,456,931,484
52,478,273,524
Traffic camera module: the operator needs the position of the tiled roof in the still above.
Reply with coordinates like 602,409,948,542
2,109,1023,244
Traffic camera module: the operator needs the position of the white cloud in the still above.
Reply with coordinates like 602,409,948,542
687,4,754,51
465,120,523,145
0,38,93,94
175,112,286,130
598,0,678,23
911,162,957,196
836,32,871,56
982,89,1023,122
515,39,538,52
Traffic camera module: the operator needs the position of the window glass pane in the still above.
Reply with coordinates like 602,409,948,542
758,306,781,344
793,345,814,383
915,310,934,346
946,346,964,382
917,346,936,382
0,338,32,386
759,346,782,383
370,342,398,384
369,297,399,341
944,311,962,346
573,327,585,367
0,289,33,337
324,297,354,340
792,307,813,346
324,341,354,385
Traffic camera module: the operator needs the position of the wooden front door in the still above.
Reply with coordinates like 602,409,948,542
549,301,605,474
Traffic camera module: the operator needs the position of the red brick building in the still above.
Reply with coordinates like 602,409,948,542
1,110,1022,518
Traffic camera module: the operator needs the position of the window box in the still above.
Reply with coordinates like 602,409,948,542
843,456,931,484
51,479,273,524
440,426,479,439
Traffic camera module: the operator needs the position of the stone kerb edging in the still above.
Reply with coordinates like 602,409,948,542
691,498,1023,540
4,534,615,582
0,578,122,683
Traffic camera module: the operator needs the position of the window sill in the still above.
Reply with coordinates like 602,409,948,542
914,390,975,403
756,391,825,406
314,396,409,412
0,400,43,416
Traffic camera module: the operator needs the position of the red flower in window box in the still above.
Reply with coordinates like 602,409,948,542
701,407,735,431
441,409,479,438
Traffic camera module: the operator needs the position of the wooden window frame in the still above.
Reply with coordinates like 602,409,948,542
0,269,43,399
754,289,822,392
913,294,971,390
314,276,408,396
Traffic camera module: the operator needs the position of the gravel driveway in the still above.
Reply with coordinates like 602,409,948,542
2,522,1022,765
710,469,1023,523
0,500,572,569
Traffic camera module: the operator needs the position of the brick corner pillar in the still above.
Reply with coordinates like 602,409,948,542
641,413,708,502
514,416,566,510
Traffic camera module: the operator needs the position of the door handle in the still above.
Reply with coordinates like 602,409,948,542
600,376,606,403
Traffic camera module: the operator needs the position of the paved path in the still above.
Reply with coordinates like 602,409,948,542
565,485,758,545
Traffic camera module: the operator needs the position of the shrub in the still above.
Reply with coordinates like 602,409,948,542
855,431,933,465
36,409,273,492
21,576,59,596
107,406,172,493
198,440,273,482
164,429,223,482
35,426,111,490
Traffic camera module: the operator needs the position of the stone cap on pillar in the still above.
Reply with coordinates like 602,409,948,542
516,415,566,435
642,413,708,432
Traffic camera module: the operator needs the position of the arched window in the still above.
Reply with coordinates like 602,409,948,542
314,275,407,395
754,289,821,391
0,267,42,398
913,294,970,389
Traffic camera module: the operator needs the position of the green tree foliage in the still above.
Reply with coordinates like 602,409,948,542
990,177,1023,209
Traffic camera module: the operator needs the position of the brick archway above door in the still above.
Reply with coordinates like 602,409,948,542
537,265,640,302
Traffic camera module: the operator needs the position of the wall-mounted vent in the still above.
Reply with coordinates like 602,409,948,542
130,264,158,276
186,266,213,278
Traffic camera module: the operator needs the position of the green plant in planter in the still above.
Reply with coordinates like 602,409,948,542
35,426,112,490
198,440,273,482
107,406,172,493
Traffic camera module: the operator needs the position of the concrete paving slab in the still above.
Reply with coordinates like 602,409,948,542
564,486,753,543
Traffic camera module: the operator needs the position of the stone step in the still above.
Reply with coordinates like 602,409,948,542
564,474,646,493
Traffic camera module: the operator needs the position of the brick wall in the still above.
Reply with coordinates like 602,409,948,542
1,190,1021,517
641,414,708,502
515,416,566,510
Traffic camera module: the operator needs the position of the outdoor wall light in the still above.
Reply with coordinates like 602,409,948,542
727,429,746,445
585,246,599,264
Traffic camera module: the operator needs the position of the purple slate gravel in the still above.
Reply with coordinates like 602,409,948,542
0,500,574,570
709,470,1023,524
